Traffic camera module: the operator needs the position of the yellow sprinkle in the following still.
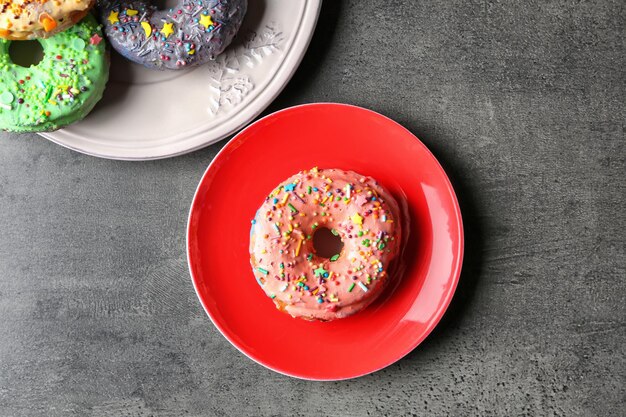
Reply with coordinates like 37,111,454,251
107,11,119,24
161,22,175,38
140,21,152,37
199,13,214,29
295,239,303,256
281,193,289,205
126,9,138,16
351,213,364,225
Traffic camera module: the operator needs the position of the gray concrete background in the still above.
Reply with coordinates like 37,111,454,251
0,1,624,415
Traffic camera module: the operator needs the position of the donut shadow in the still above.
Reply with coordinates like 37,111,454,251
230,0,267,49
83,50,133,117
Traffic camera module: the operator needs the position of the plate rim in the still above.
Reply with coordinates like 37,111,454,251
186,102,465,380
38,0,322,161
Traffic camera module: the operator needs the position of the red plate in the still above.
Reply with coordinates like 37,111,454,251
187,103,463,380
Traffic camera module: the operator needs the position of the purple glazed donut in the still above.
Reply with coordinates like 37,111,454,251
97,0,247,70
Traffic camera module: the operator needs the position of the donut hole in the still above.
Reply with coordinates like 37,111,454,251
9,40,44,68
154,0,180,10
313,227,344,259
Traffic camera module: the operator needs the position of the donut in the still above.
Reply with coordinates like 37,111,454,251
249,168,402,321
97,0,247,70
0,0,96,40
0,15,109,132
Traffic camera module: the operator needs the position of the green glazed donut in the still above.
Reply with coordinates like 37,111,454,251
0,14,109,133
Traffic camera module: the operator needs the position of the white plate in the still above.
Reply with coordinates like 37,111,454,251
39,0,321,160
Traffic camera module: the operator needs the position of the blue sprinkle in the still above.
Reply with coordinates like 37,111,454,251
313,187,318,192
273,198,278,204
284,183,296,191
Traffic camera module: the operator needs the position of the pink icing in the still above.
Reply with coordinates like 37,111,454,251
249,168,401,321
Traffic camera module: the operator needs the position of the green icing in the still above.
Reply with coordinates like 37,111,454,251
0,14,109,133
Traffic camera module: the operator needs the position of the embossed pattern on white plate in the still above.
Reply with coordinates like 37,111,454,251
208,23,284,114
39,0,321,160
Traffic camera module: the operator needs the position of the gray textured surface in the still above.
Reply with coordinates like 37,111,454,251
0,1,624,415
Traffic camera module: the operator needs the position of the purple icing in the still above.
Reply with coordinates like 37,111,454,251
97,0,247,70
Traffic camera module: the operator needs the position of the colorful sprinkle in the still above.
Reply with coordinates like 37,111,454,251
351,213,364,225
107,11,119,25
314,266,327,277
0,92,14,105
199,13,214,29
161,22,175,38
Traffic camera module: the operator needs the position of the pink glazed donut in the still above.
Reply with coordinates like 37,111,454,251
249,168,402,321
